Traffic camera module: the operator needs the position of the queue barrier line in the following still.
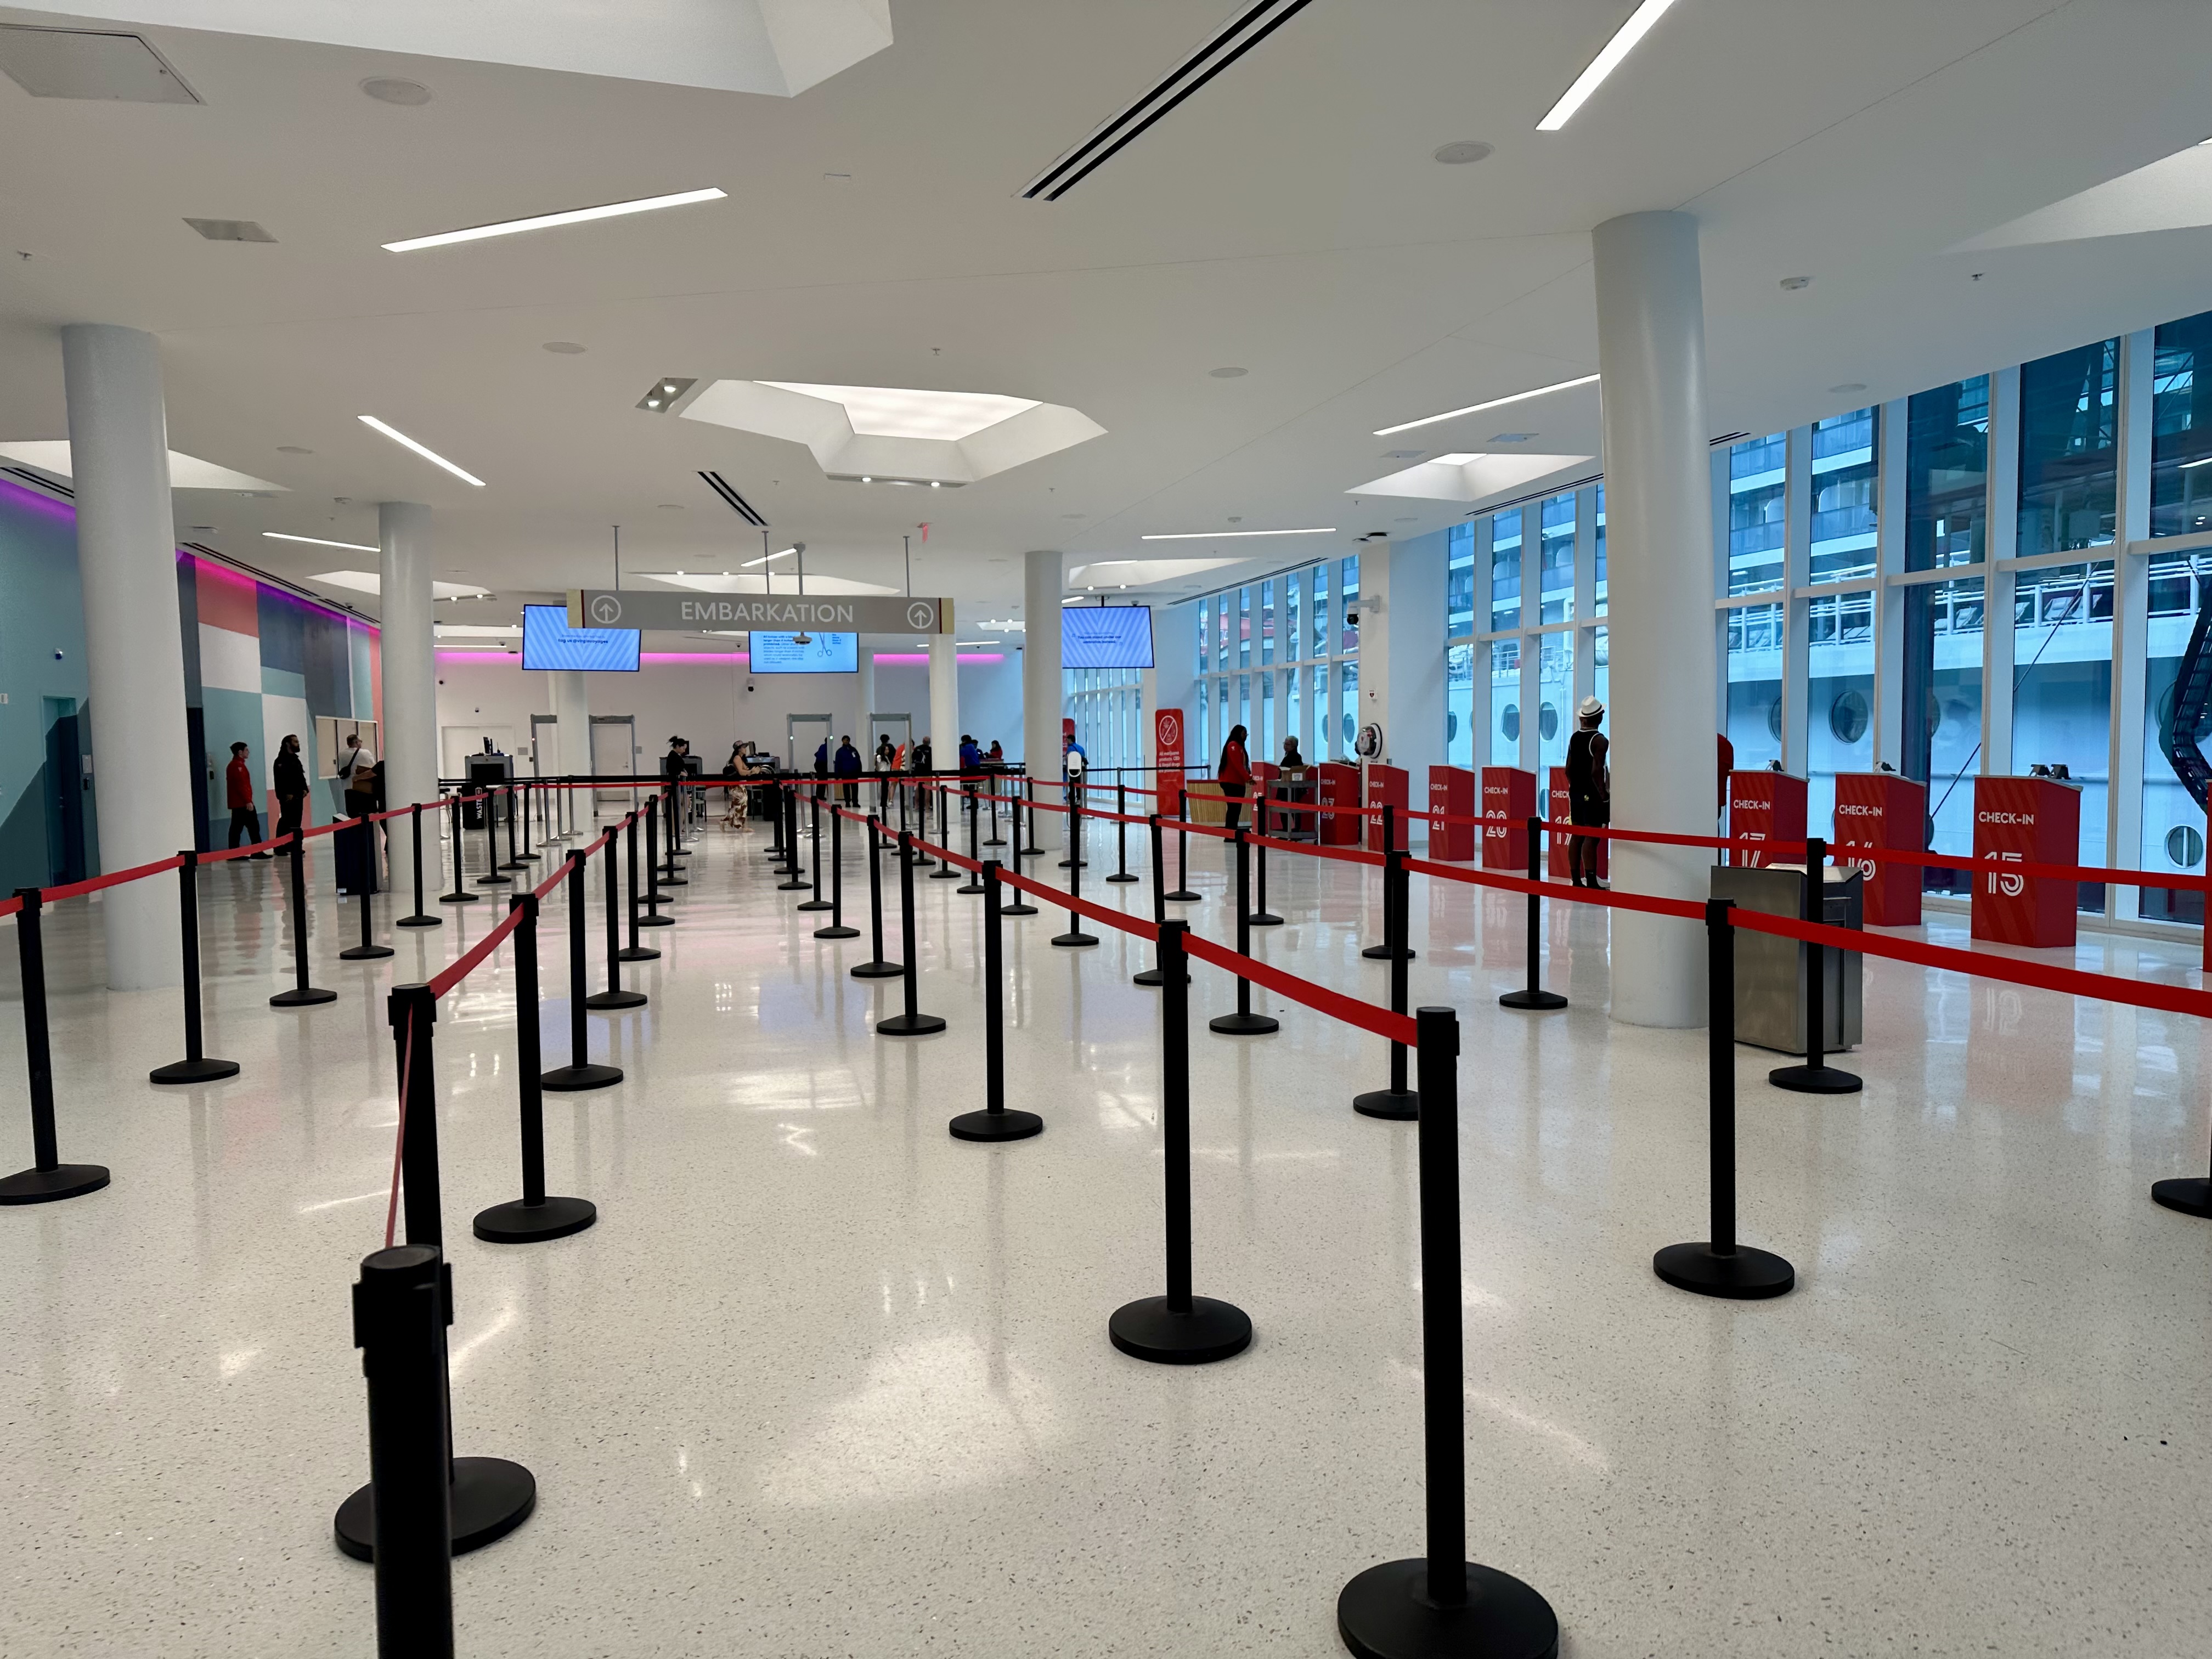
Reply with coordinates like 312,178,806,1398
37,853,187,904
1180,930,1418,1046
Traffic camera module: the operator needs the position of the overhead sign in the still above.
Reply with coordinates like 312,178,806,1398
568,590,950,634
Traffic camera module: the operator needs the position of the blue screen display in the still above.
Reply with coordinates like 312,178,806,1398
1062,605,1154,669
747,631,859,673
521,605,640,672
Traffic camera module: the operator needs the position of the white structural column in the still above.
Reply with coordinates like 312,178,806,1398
550,669,590,833
928,636,959,765
378,503,438,877
1022,550,1064,849
1591,211,1720,1028
61,324,193,990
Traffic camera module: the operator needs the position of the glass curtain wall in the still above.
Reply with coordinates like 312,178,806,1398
1181,553,1362,778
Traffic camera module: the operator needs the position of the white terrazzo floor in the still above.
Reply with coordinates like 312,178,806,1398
0,806,2207,1657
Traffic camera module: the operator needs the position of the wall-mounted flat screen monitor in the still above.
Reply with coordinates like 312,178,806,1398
748,631,859,674
1062,604,1154,669
521,603,640,672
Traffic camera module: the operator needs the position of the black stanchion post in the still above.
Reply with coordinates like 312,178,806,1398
876,830,947,1036
799,790,834,910
1209,830,1279,1036
1052,798,1099,948
399,802,440,928
152,851,241,1084
850,817,904,979
984,780,1003,847
0,889,109,1203
639,802,673,928
543,853,622,1091
476,787,509,887
1133,816,1186,988
1769,834,1861,1094
930,780,959,878
1353,849,1418,1120
441,795,480,905
1250,807,1283,925
585,821,647,1010
778,786,809,890
657,785,688,885
950,861,1043,1142
500,785,528,871
1107,780,1137,882
1165,789,1200,903
766,779,787,860
1499,816,1567,1012
616,814,659,963
1110,920,1250,1363
1656,901,1797,1299
816,808,860,940
957,782,986,895
1337,1007,1559,1659
518,782,535,862
272,832,338,1007
1362,803,1412,962
342,811,396,962
475,893,597,1242
349,1243,455,1659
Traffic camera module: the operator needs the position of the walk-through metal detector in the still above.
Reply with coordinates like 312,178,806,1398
787,713,833,774
869,712,912,762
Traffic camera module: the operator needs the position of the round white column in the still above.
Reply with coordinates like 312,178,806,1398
60,323,191,991
378,502,438,878
1022,550,1064,849
928,635,959,768
1592,210,1719,1028
550,669,591,833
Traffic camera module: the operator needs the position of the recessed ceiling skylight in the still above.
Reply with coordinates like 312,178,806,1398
313,570,490,600
0,439,284,491
757,383,1040,441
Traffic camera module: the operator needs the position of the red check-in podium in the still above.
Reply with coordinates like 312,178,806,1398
1728,770,1805,866
1427,766,1476,861
1316,762,1361,846
1365,764,1408,852
1547,767,1607,880
1480,766,1536,871
1972,775,2081,947
1833,772,1927,927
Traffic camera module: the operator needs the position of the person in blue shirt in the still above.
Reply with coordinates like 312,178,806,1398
958,734,981,772
833,735,862,804
1063,732,1088,809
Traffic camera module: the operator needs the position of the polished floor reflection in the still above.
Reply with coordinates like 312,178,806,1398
1,812,2206,1657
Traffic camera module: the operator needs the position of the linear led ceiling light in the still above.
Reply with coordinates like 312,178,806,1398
1373,373,1600,437
262,531,379,552
382,187,726,252
1140,527,1336,540
357,415,485,487
741,547,796,568
1537,0,1679,132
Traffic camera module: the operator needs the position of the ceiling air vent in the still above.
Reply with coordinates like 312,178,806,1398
0,25,201,104
185,218,276,243
1020,0,1317,202
699,471,768,528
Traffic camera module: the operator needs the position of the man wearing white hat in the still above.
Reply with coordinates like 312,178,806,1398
1566,695,1610,888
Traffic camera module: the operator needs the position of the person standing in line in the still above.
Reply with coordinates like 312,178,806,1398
224,741,273,857
1566,696,1610,888
875,733,898,772
333,730,365,791
1217,722,1251,831
834,733,862,805
814,737,830,776
273,733,309,843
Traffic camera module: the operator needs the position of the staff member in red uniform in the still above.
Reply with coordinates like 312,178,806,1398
1217,722,1251,831
223,741,273,857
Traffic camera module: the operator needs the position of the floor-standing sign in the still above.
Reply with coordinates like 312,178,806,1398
1971,775,2081,947
1548,766,1607,880
1316,761,1362,846
1480,765,1536,871
1428,766,1476,861
1365,763,1408,853
1154,707,1184,819
1727,770,1806,866
1833,771,1927,927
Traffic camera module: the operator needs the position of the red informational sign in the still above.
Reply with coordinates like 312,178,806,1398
1546,768,1609,880
1833,771,1927,927
1428,766,1476,861
1365,764,1409,852
1727,770,1806,866
1317,763,1361,845
1971,775,2082,948
1480,766,1536,871
1153,707,1184,816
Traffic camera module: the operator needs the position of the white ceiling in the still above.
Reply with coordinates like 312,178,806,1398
5,1,2212,636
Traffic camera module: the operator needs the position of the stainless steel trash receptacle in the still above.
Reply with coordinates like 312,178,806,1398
1710,864,1863,1056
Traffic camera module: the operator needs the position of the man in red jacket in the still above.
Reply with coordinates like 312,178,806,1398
224,742,272,857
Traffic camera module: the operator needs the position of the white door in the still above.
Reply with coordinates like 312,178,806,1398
590,716,638,805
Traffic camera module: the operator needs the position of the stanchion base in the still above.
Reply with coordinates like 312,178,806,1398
2150,1176,2212,1218
149,1056,240,1085
474,875,512,887
877,1011,949,1037
0,1163,110,1205
583,989,648,1011
438,891,483,905
814,923,861,940
500,859,532,872
1132,966,1190,986
1768,1062,1862,1094
1056,859,1090,870
474,1194,597,1243
1106,872,1139,883
1163,888,1203,903
616,945,661,962
397,914,442,928
541,1062,623,1092
797,898,834,911
956,880,986,895
639,913,675,928
1361,945,1415,962
1052,930,1099,949
851,960,905,979
776,878,809,891
1209,1011,1281,1036
1336,1559,1559,1659
1499,988,1567,1011
335,1454,536,1562
270,986,338,1007
1108,1295,1251,1365
1353,1088,1419,1121
658,875,689,887
340,944,396,961
982,837,1007,848
930,867,961,880
1002,901,1040,917
1250,911,1284,926
1652,1242,1796,1300
949,1108,1044,1142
